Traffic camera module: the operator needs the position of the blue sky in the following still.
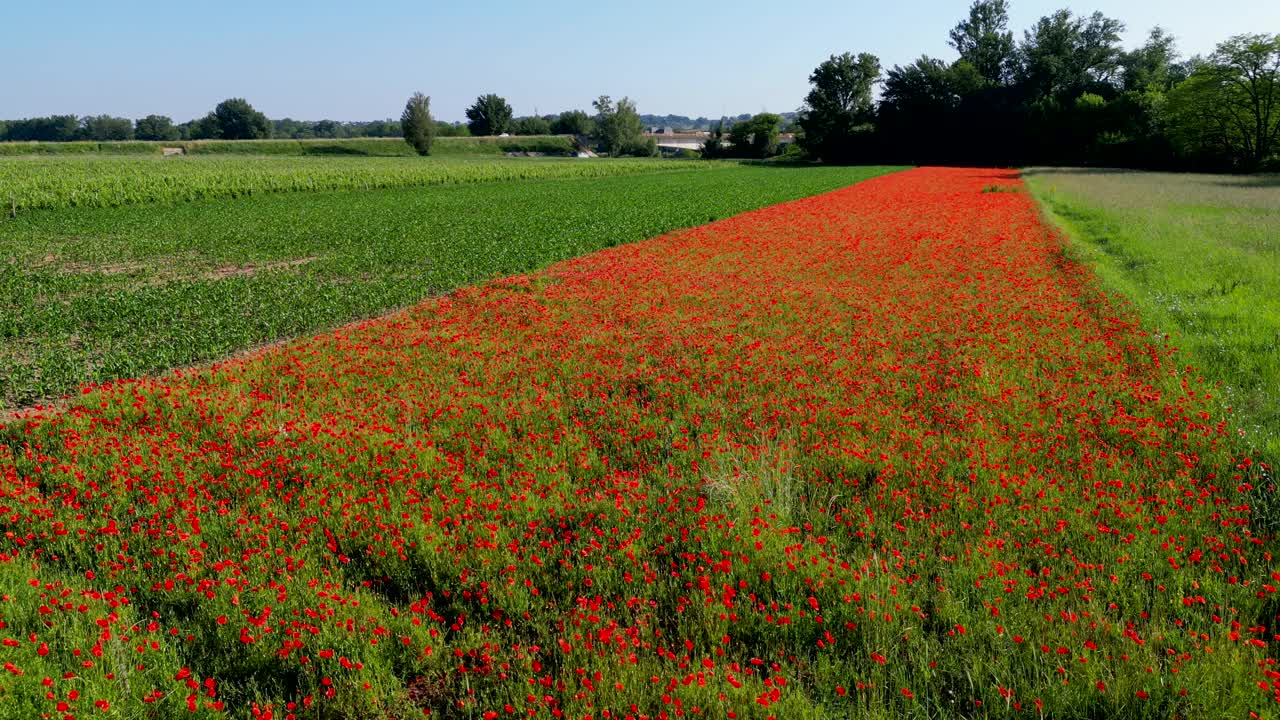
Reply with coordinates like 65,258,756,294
3,1,1277,123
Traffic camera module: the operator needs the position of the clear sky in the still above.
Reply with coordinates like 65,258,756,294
3,0,1277,123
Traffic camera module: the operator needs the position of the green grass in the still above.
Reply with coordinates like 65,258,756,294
0,164,904,409
0,154,706,212
0,135,576,158
1025,168,1280,463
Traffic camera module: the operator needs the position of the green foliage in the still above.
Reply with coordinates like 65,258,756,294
400,92,435,156
1074,91,1105,110
495,135,576,155
465,94,514,136
1,115,81,142
208,98,271,140
0,163,901,406
880,56,969,153
271,118,403,139
592,95,644,156
727,113,783,158
701,123,726,159
435,121,470,137
775,142,808,162
949,0,1014,86
81,115,134,141
797,52,881,163
824,2,1198,168
134,114,179,141
185,112,222,140
1017,10,1125,102
1164,33,1280,170
1119,27,1182,93
618,136,658,157
550,110,595,136
511,116,552,135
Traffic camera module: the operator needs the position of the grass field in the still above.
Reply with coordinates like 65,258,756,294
1,167,1272,719
0,164,902,409
0,155,710,212
0,135,576,158
1025,169,1280,463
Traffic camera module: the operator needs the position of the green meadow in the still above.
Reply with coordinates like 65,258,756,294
1027,169,1280,463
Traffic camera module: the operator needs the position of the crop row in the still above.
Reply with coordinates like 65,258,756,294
0,155,712,212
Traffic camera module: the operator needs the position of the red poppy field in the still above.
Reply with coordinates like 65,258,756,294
0,167,1274,719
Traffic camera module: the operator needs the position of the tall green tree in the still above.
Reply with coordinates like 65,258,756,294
1018,10,1125,102
797,52,881,163
135,115,179,141
1166,33,1280,169
592,95,645,155
401,92,437,155
727,113,783,158
701,121,726,159
949,0,1015,86
1119,27,1181,93
211,98,271,139
882,57,965,113
400,92,436,156
465,94,513,136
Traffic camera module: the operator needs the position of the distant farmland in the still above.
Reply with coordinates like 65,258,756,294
0,161,899,407
0,155,712,212
0,135,578,158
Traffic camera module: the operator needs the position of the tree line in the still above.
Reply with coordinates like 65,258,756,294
0,99,399,143
0,96,606,144
399,93,658,157
792,1,1280,171
10,2,1273,170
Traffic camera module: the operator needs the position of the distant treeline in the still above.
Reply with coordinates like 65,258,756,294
791,1,1280,171
0,105,785,145
0,136,579,158
0,109,467,144
639,113,798,131
10,1,1275,171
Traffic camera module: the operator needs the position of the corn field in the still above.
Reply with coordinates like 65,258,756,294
1,156,715,212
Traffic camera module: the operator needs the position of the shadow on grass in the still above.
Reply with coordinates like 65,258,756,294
1021,166,1280,189
302,145,372,156
1019,167,1146,177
